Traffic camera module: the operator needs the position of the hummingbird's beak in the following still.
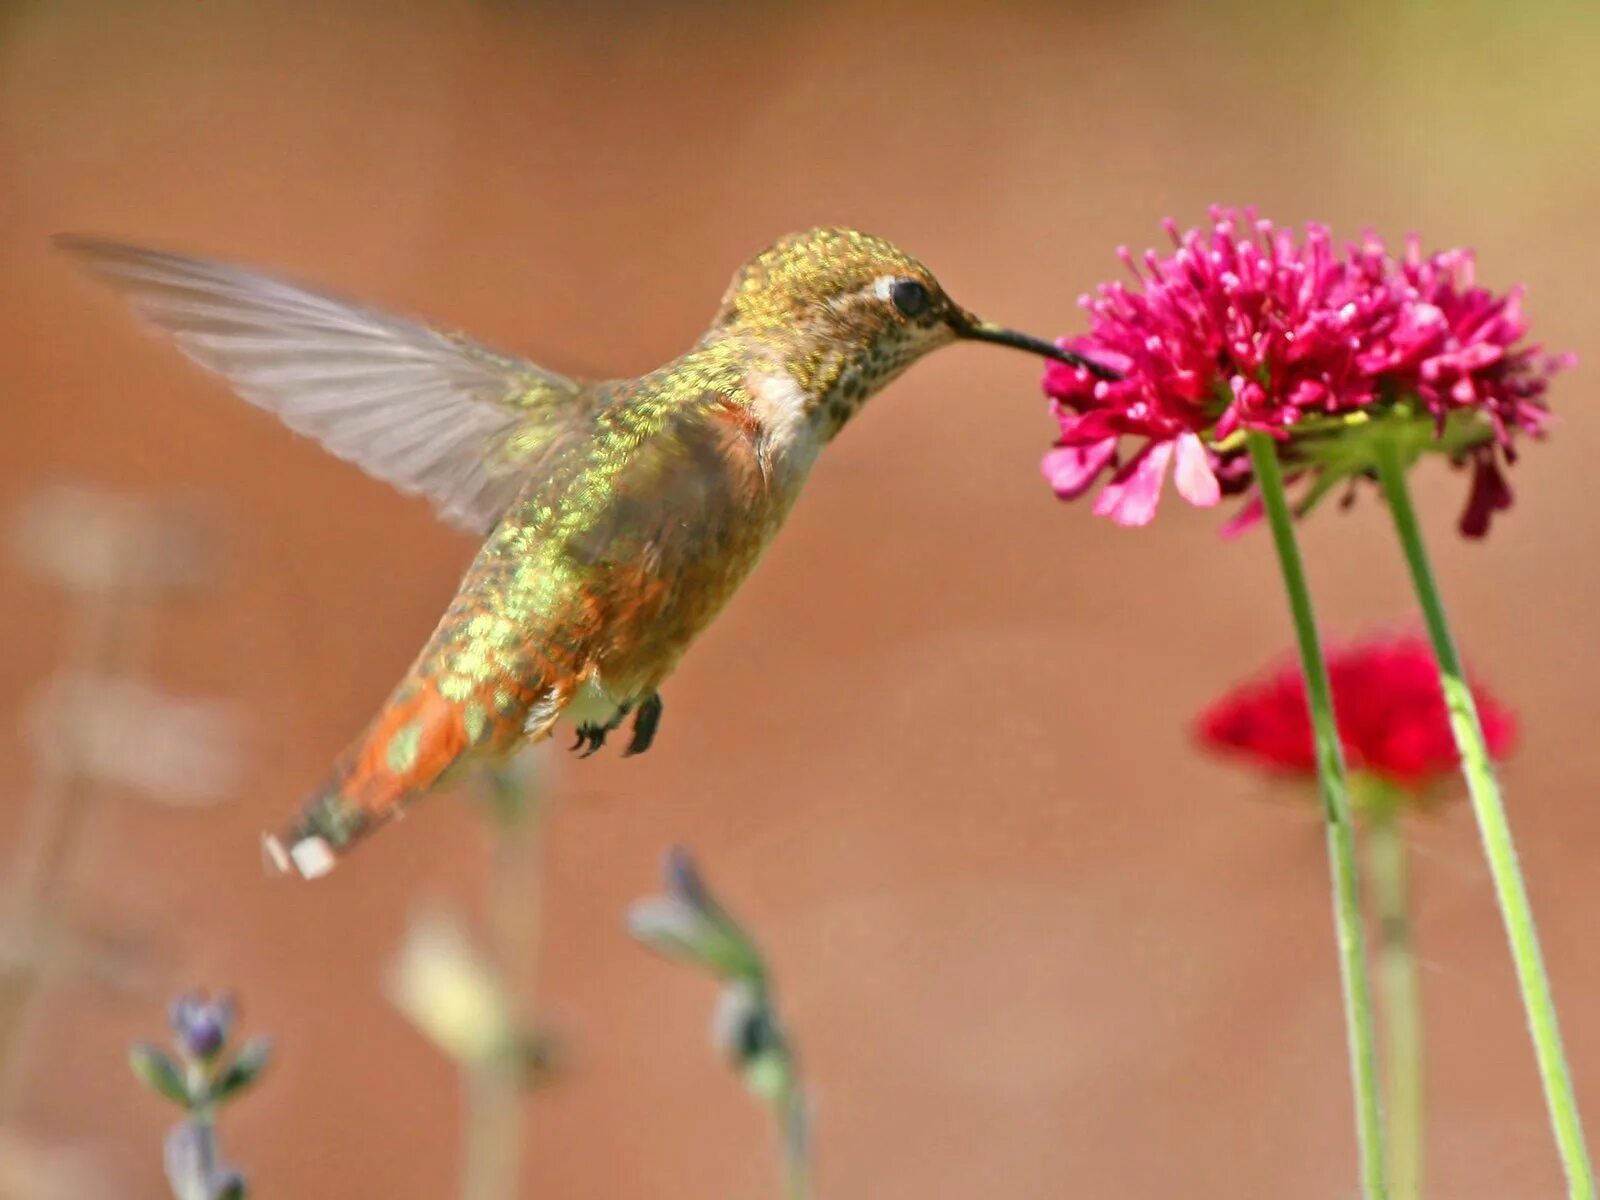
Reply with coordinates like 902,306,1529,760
949,310,1122,382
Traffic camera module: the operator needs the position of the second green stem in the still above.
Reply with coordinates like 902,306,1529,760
1366,794,1423,1200
1374,439,1593,1198
1248,431,1389,1199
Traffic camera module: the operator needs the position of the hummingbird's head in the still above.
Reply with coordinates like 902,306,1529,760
711,228,1116,438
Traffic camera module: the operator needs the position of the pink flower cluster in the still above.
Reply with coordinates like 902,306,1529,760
1043,208,1567,536
1196,633,1517,790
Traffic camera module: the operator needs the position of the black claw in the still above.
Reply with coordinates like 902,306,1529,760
570,701,643,759
625,693,663,757
571,722,610,757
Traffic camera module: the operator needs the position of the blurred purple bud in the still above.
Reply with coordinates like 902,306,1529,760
626,896,704,960
663,845,711,910
168,994,234,1061
629,850,766,983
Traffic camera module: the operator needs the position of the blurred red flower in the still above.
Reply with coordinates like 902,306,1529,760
1043,207,1569,536
1196,634,1517,790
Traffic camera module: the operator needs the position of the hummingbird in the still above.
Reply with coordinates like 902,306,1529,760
58,228,1115,879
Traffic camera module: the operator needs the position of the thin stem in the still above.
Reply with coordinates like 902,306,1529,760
188,1109,222,1198
459,766,544,1200
777,1068,812,1200
1366,794,1424,1200
167,1065,225,1200
1247,432,1389,1199
461,1056,522,1200
0,564,146,1118
1374,439,1594,1197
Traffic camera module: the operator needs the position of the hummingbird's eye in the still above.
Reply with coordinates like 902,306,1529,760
889,278,931,319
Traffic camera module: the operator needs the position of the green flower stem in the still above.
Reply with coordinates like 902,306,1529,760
1364,789,1424,1200
179,1111,223,1200
1247,432,1389,1199
1374,439,1594,1198
778,1078,811,1200
460,767,545,1200
742,989,811,1200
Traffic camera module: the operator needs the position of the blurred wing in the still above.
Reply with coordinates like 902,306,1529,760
56,235,595,535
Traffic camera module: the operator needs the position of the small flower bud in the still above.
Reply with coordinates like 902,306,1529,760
168,994,234,1062
663,845,711,910
628,847,810,1190
627,849,765,983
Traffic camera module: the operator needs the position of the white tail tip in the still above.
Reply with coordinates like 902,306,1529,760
261,832,337,880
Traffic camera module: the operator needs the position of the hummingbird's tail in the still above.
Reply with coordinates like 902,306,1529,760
262,673,550,879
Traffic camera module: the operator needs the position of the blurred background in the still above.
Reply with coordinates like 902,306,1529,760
3,1,1599,1196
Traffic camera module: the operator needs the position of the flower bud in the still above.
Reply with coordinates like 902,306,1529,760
626,848,765,983
168,994,234,1062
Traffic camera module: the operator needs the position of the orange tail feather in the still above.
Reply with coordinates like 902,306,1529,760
264,675,537,879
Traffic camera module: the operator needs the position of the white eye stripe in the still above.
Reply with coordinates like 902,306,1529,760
872,275,897,302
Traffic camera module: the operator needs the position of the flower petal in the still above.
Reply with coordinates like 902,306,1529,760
1218,493,1264,538
1092,440,1174,526
1459,452,1514,538
1172,432,1221,507
1041,439,1117,500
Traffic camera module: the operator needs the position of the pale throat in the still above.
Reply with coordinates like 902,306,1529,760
748,369,827,473
757,338,904,450
736,308,926,461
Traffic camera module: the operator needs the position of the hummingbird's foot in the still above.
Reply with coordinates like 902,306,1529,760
572,722,611,757
572,700,633,757
624,692,663,757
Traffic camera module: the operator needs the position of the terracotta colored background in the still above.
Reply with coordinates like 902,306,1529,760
3,2,1599,1196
